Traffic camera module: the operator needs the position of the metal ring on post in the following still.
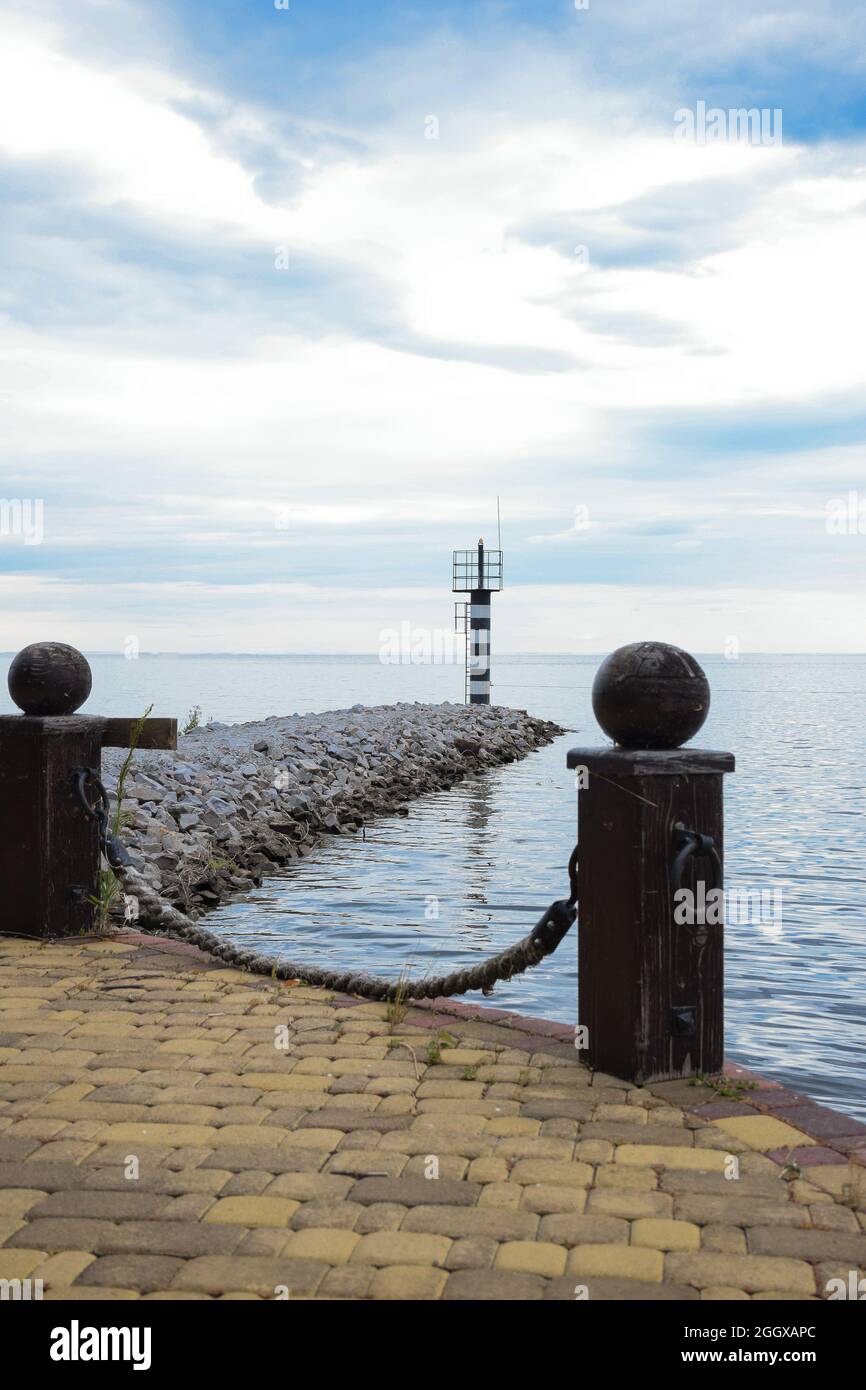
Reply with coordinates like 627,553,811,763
71,767,132,866
72,767,109,827
671,820,722,896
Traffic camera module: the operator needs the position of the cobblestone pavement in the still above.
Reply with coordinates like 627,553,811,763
1,933,865,1301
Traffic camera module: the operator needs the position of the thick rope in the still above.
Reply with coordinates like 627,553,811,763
115,858,577,1003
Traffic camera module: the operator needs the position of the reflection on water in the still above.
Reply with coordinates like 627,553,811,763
209,745,573,1015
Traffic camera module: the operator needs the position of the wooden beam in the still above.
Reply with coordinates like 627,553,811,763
101,717,177,750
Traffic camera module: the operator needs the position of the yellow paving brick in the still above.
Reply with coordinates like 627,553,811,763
484,1117,541,1137
416,1080,485,1099
475,1053,531,1074
631,1218,700,1251
0,1249,47,1279
369,1265,448,1300
8,1119,68,1140
294,1057,338,1074
237,1073,330,1093
495,1241,567,1277
790,1178,833,1205
143,1105,221,1126
594,1166,658,1191
702,1225,747,1254
615,1145,728,1171
751,1290,819,1301
410,1114,486,1134
567,1245,664,1281
25,1140,98,1163
596,1104,646,1124
285,1229,360,1264
0,1056,73,1083
49,1082,95,1103
72,1023,139,1037
278,1129,344,1151
199,969,256,984
365,1077,416,1095
648,1108,685,1126
328,1150,409,1177
33,1251,96,1284
509,1160,593,1188
204,1197,299,1227
101,1122,218,1146
467,1157,510,1184
495,1138,575,1161
804,1165,866,1203
520,1184,588,1216
575,1140,615,1164
478,1183,522,1210
588,1191,672,1220
710,1116,816,1152
208,1126,291,1148
86,1068,140,1085
351,1232,451,1267
377,1094,415,1115
0,1189,47,1218
437,1050,493,1067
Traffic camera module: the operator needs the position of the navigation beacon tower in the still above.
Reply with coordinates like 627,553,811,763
452,538,503,704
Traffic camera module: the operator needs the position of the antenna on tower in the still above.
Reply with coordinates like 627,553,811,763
497,496,501,550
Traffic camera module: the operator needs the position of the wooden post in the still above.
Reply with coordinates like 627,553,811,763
0,642,176,939
568,642,735,1084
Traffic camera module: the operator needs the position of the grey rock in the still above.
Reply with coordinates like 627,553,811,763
124,779,166,803
100,701,562,913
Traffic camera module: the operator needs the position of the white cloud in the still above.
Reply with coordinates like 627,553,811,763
1,8,866,651
0,15,276,237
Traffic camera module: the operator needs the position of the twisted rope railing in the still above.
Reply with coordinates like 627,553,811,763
113,847,578,1003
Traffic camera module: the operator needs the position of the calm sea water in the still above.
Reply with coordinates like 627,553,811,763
2,652,864,1121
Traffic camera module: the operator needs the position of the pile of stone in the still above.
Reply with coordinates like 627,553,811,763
101,702,563,916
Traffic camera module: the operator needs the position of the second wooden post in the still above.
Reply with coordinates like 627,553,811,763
568,642,734,1085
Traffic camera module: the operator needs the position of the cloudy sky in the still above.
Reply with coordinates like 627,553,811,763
1,0,864,655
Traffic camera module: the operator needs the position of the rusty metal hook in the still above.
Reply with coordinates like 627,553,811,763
671,821,722,895
71,767,131,868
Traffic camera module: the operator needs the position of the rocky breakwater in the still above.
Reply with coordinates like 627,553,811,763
102,702,563,917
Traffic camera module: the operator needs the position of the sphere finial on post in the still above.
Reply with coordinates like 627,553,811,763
591,640,710,749
7,642,93,716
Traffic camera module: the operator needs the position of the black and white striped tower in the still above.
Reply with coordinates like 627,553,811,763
453,538,503,705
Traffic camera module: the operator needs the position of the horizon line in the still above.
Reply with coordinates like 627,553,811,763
3,650,865,660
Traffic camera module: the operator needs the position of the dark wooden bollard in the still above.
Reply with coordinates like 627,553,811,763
0,642,176,938
568,642,735,1084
